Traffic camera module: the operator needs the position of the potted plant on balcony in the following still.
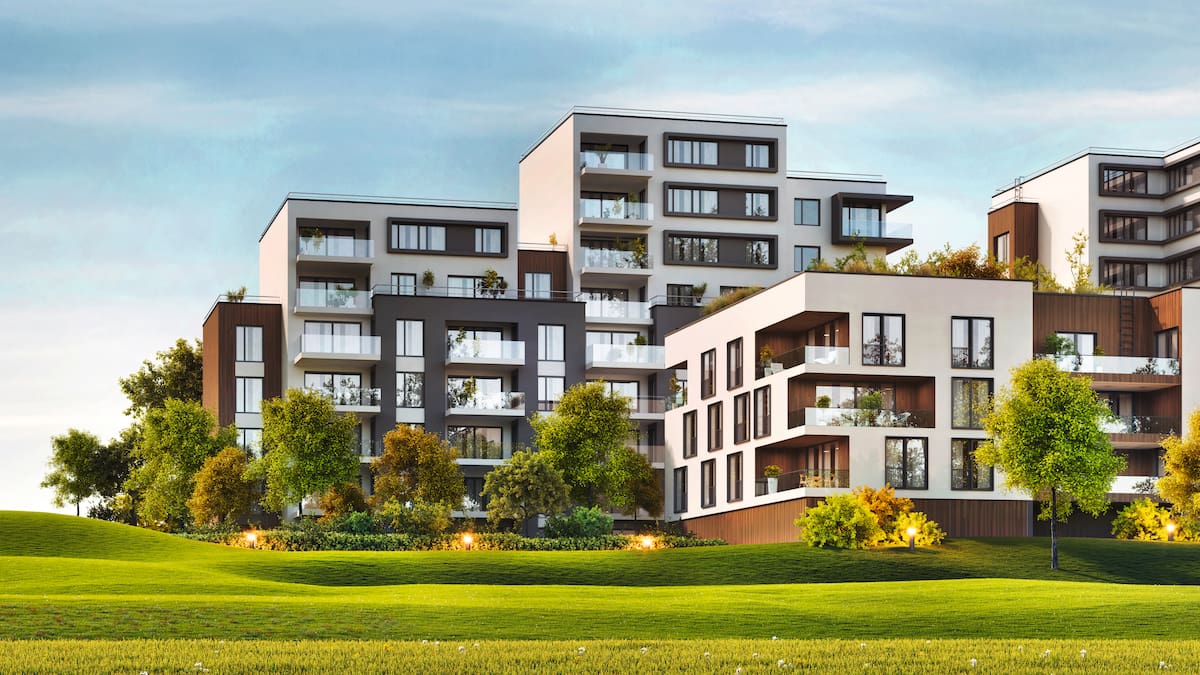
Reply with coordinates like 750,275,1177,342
421,270,436,293
481,268,504,298
691,282,707,305
225,286,247,302
668,374,686,408
815,395,831,409
302,227,324,253
759,344,775,374
630,237,648,268
763,465,782,494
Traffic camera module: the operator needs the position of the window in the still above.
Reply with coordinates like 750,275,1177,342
727,452,743,502
396,372,424,407
1156,328,1179,359
745,192,770,217
701,459,716,508
668,139,717,166
745,239,772,266
862,313,905,366
842,204,882,237
993,232,1009,264
667,283,698,306
524,272,551,299
447,426,504,460
1102,167,1148,194
951,439,994,490
396,320,423,356
1169,160,1200,191
673,467,688,513
753,386,771,438
538,376,564,408
701,349,717,398
447,275,486,297
474,227,502,254
952,378,992,429
733,393,750,443
745,144,770,168
391,273,416,296
1102,214,1148,241
303,373,365,405
682,411,698,458
235,377,263,413
1101,261,1148,288
885,437,928,489
794,245,820,272
794,198,819,226
1168,254,1199,285
235,325,262,362
538,324,564,360
727,338,743,390
951,317,993,369
1167,207,1200,238
668,235,719,264
668,188,719,214
238,428,262,457
1056,331,1095,356
464,477,488,511
390,223,446,251
815,384,896,411
707,401,723,451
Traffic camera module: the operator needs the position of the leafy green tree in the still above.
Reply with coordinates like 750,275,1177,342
976,358,1125,570
126,399,237,530
795,494,883,549
118,338,203,417
481,450,570,532
604,446,661,518
187,447,257,526
1111,497,1172,541
318,482,369,523
530,381,636,506
258,389,360,515
1157,408,1200,518
370,425,465,508
41,429,128,516
1065,231,1109,294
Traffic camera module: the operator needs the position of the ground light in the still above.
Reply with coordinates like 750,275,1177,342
244,531,258,549
640,536,654,550
907,526,918,551
1166,522,1177,542
462,533,474,551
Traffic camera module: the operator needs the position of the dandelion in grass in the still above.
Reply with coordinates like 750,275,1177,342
1041,649,1050,659
1017,645,1023,652
753,652,759,659
421,640,427,644
736,668,743,674
859,643,866,649
577,647,585,655
458,646,465,653
1160,661,1169,670
772,635,778,640
704,652,711,658
473,643,479,648
640,647,648,654
969,658,977,669
1081,649,1087,658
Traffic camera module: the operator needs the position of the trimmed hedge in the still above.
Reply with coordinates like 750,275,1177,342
178,530,725,552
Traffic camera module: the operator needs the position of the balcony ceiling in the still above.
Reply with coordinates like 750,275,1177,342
758,311,845,335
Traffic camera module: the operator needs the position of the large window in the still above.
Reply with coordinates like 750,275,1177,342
744,192,770,217
794,245,820,272
1169,160,1200,191
727,338,743,390
707,402,723,451
1056,331,1095,356
447,426,504,460
1168,255,1199,285
951,317,993,369
885,437,928,489
538,324,564,361
396,372,424,407
537,376,564,409
1102,214,1148,241
1156,328,1179,359
1101,261,1148,288
238,428,262,457
993,232,1009,265
727,452,743,502
753,386,771,438
668,139,717,166
673,467,688,513
794,198,819,226
1167,207,1200,238
842,203,882,237
745,143,770,168
682,411,697,458
668,188,719,215
525,272,551,299
745,240,772,266
396,320,423,356
235,376,263,413
1102,167,1148,194
235,325,263,362
668,235,720,264
474,227,502,254
304,321,362,353
733,393,750,443
951,439,994,490
952,378,992,429
667,283,698,306
447,275,486,297
391,273,416,296
701,459,716,508
390,223,446,251
863,313,905,366
701,349,717,398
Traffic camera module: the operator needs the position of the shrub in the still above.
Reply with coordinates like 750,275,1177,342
888,511,946,546
700,286,763,316
1112,497,1172,541
795,494,883,549
545,506,614,538
851,484,913,532
377,499,454,536
177,530,725,551
338,511,381,535
318,482,368,523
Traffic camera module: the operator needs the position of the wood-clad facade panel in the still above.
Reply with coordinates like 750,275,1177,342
684,497,820,544
517,249,572,296
202,302,283,426
987,202,1039,264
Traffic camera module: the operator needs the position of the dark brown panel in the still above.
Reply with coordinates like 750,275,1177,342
987,201,1039,264
683,497,820,543
1117,448,1163,477
517,249,572,295
202,302,283,427
662,229,779,270
201,310,220,422
1033,293,1144,355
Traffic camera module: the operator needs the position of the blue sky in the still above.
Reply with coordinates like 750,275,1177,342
3,1,1200,512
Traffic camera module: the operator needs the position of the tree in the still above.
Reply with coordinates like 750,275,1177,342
318,482,369,523
369,425,465,509
126,399,237,530
41,430,127,516
118,338,204,417
187,447,256,526
530,381,636,506
604,446,661,518
481,450,570,532
976,358,1125,570
1157,408,1200,518
258,389,360,515
1065,231,1109,294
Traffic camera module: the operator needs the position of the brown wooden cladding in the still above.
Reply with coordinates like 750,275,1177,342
1149,289,1182,343
755,440,848,477
756,315,850,363
517,249,571,296
787,376,936,426
1032,292,1167,356
201,302,282,426
987,201,1039,264
684,497,1032,543
1117,448,1163,477
1138,386,1182,419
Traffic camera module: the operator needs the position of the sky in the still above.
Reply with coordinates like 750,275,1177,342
3,0,1200,513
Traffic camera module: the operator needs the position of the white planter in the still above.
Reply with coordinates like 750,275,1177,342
766,476,778,494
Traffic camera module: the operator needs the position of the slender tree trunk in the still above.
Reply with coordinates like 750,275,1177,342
75,501,80,517
297,501,303,517
1050,488,1059,571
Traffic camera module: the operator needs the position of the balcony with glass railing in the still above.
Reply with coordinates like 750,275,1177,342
297,334,381,363
305,386,382,410
1100,416,1179,436
755,468,849,497
583,298,652,324
446,339,525,367
579,151,654,172
445,391,526,416
295,287,371,313
1040,354,1181,376
757,346,849,378
297,235,374,260
454,442,511,461
579,198,654,223
637,445,665,464
357,438,378,460
790,407,933,429
628,397,666,419
841,220,913,239
580,247,652,272
587,343,666,369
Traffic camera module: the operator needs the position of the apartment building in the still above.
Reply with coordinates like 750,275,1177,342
199,107,915,516
990,138,1200,293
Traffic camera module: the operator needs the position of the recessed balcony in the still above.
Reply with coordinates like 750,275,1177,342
579,198,654,228
294,334,381,365
629,396,666,420
791,407,933,429
1040,353,1181,391
755,468,850,497
445,339,525,370
757,346,849,378
305,386,382,415
296,235,374,262
579,151,654,190
579,247,652,282
445,391,526,417
582,298,652,325
586,343,666,370
294,287,372,315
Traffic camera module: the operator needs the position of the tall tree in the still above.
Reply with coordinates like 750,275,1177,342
530,381,636,506
188,447,257,526
118,338,203,417
482,450,570,532
258,389,359,515
370,425,465,509
41,429,126,516
1157,408,1200,518
976,358,1124,570
604,446,661,518
126,399,237,530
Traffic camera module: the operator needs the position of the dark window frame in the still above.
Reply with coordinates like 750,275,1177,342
951,377,993,430
727,452,744,502
951,438,994,491
701,348,717,398
951,316,994,370
727,338,743,390
794,245,821,272
884,436,928,490
794,198,820,226
682,411,698,458
700,459,716,508
733,393,750,444
396,371,424,408
673,466,688,513
862,313,906,367
753,385,771,438
707,401,723,451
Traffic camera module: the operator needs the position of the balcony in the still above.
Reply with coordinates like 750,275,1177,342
841,220,913,240
579,247,652,279
579,151,654,172
586,343,666,370
1101,416,1179,444
637,445,665,465
294,287,372,315
579,198,654,227
446,339,525,370
294,334,381,365
1041,354,1180,376
297,235,374,261
755,468,849,497
758,346,849,378
305,386,382,414
583,298,652,325
446,391,526,417
791,407,933,429
628,397,667,420
358,438,378,461
455,443,511,462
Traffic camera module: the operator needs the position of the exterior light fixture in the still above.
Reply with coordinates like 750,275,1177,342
640,536,654,550
245,531,258,549
906,526,918,551
462,533,475,551
1166,522,1177,542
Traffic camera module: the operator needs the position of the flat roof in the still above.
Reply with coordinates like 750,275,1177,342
992,135,1200,197
259,192,518,242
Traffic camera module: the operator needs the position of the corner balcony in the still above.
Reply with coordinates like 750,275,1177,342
586,343,666,370
294,287,372,316
1040,353,1180,390
757,346,850,378
445,339,526,371
579,198,654,228
294,334,382,366
832,220,914,254
445,391,526,417
304,386,382,415
583,298,652,325
755,468,850,497
296,235,374,263
1102,415,1179,447
579,150,654,173
790,407,933,429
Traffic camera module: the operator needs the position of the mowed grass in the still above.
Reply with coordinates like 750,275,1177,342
1,639,1196,674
